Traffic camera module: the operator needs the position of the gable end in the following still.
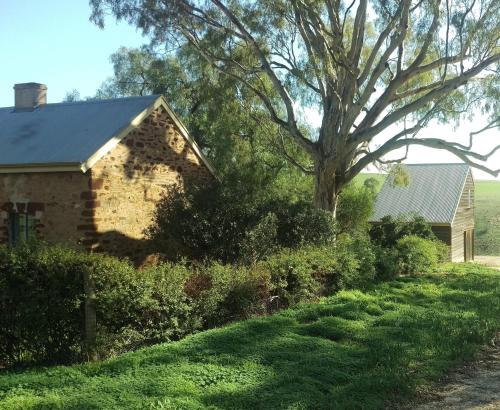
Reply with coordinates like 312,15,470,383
82,96,216,177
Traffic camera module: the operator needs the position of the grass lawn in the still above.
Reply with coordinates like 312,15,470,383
1,264,499,409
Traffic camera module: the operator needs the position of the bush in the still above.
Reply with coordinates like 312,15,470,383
0,243,202,366
335,233,376,289
147,182,336,264
0,244,86,366
0,237,376,367
374,246,399,281
370,215,436,248
337,183,376,234
395,235,439,275
95,262,202,357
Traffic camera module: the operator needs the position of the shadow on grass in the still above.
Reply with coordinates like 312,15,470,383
0,266,499,410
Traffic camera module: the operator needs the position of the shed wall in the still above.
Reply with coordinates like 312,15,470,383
451,170,475,261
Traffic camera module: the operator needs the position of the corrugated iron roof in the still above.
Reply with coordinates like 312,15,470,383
371,163,471,224
0,95,159,166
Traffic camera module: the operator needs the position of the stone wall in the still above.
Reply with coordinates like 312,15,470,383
84,105,213,259
0,172,90,244
0,104,213,262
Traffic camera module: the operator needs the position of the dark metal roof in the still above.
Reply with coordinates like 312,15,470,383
0,95,159,166
371,163,471,224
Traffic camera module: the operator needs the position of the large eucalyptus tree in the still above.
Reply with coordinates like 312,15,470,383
90,0,500,214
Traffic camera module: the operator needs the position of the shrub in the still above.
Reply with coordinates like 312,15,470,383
0,236,377,368
147,183,336,264
261,247,326,307
0,244,86,366
370,215,436,247
0,243,202,366
187,263,267,327
95,262,202,357
240,212,279,264
395,235,439,275
335,233,376,289
337,183,376,234
434,240,451,263
271,200,336,249
374,246,399,281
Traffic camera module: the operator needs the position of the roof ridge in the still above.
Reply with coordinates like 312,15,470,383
0,94,161,110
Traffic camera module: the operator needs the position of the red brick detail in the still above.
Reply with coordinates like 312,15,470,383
81,210,96,217
85,201,100,209
90,178,104,190
80,191,97,200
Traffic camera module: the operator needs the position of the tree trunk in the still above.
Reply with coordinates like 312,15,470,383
313,161,339,216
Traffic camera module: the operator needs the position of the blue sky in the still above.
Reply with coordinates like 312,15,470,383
0,0,146,106
1,1,498,179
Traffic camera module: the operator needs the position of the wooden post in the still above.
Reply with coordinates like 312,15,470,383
83,271,97,361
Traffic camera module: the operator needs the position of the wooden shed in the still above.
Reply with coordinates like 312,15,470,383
371,163,474,262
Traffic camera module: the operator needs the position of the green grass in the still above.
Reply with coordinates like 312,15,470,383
474,180,500,256
356,173,500,256
1,264,499,409
355,172,387,188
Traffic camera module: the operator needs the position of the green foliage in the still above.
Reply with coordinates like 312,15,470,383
0,244,204,367
147,175,336,264
370,214,436,247
0,237,373,368
374,246,400,281
395,236,439,275
337,182,376,234
2,264,498,409
240,212,279,264
95,261,201,357
335,233,376,288
0,244,85,366
388,164,411,187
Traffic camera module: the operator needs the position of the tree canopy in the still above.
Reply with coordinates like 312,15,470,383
90,0,499,212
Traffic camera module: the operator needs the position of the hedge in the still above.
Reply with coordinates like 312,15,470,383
0,237,374,367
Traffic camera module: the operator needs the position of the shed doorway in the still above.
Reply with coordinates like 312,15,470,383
464,229,474,262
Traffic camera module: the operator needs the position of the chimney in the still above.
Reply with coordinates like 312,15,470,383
14,83,47,111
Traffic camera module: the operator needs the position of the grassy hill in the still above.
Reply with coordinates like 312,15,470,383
356,173,500,256
0,264,498,409
474,180,500,256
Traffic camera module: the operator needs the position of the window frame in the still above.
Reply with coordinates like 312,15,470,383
8,212,36,246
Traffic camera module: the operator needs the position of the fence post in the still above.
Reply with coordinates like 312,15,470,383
83,271,97,361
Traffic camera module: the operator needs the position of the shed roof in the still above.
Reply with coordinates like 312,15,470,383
371,163,471,224
0,95,215,175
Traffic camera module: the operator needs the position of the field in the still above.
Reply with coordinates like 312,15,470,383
1,264,499,410
474,180,500,256
356,174,500,256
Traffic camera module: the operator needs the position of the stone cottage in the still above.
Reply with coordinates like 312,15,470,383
0,83,215,259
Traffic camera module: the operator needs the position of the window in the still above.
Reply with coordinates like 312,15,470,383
8,213,36,246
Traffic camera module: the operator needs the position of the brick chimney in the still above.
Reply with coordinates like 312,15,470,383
14,83,47,111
